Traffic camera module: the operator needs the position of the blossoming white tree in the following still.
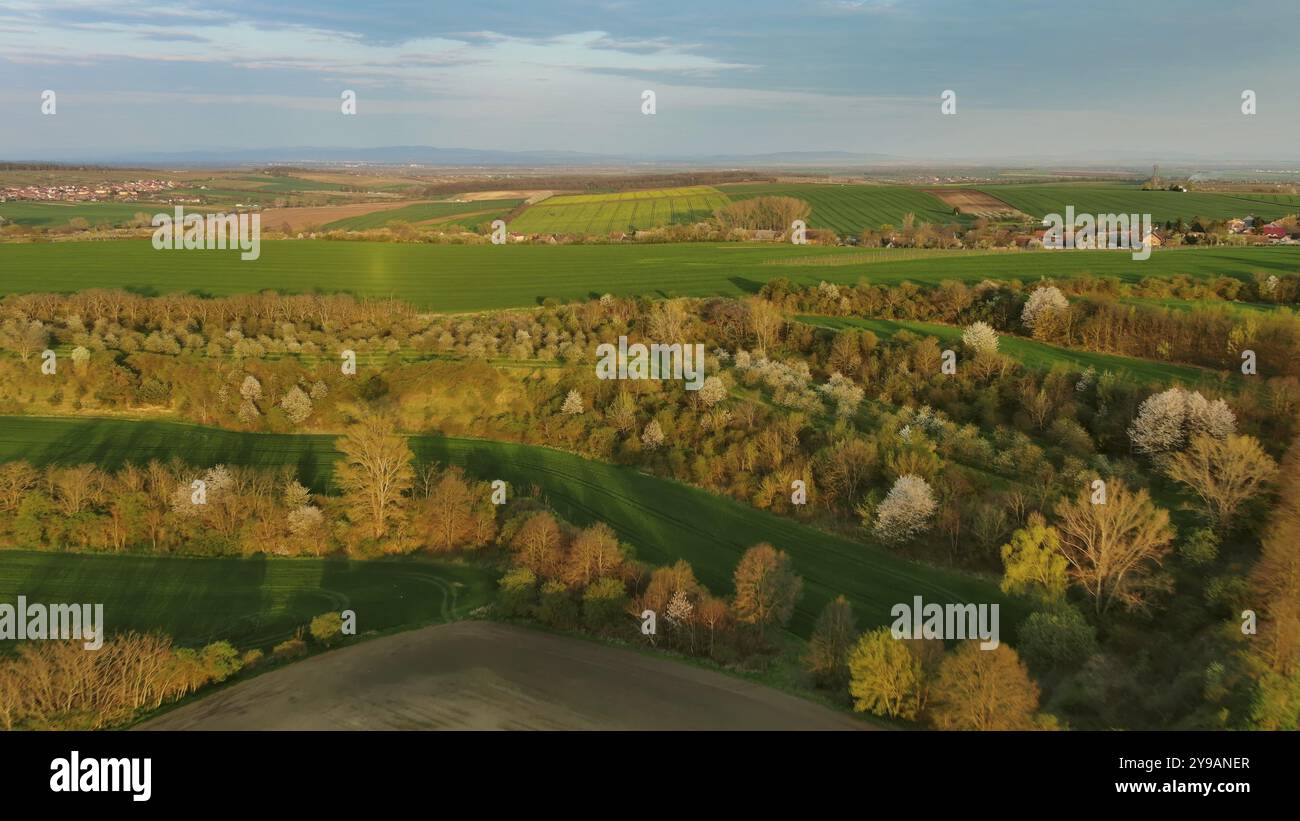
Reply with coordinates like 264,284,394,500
817,372,866,418
1128,387,1236,454
641,419,665,450
280,386,313,424
698,376,728,408
961,321,999,354
1021,286,1068,330
872,474,938,544
561,389,584,415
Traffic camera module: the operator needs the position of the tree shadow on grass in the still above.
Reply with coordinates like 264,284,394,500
727,276,763,295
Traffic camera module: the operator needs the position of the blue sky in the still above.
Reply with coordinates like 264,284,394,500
1,0,1296,161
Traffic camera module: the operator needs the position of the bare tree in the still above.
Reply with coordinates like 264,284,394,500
1053,479,1174,614
334,415,414,541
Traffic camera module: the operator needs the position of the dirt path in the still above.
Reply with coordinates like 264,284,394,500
139,621,870,731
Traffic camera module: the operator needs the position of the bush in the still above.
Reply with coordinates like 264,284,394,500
1180,528,1220,566
497,566,538,618
310,611,343,644
272,637,307,659
582,577,629,633
1016,605,1097,673
537,580,579,629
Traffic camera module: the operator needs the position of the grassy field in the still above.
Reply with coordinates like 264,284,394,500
2,240,1297,312
509,186,728,234
0,415,1020,635
324,199,522,231
721,183,966,234
1120,296,1286,315
0,201,175,228
797,315,1223,386
978,183,1300,225
0,550,495,648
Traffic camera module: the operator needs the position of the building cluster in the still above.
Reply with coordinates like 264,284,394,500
0,179,175,203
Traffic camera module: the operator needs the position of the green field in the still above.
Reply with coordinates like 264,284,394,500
978,183,1300,225
2,240,1297,312
0,550,494,648
324,199,523,231
0,415,1020,635
510,186,729,234
797,315,1221,385
721,183,965,234
1120,296,1286,315
0,201,175,228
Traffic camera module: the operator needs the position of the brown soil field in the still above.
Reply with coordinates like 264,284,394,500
259,200,423,232
138,621,871,731
453,189,554,203
926,188,1027,217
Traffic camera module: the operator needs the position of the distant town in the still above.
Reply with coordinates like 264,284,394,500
0,178,175,203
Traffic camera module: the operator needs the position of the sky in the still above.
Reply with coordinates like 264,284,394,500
0,0,1297,163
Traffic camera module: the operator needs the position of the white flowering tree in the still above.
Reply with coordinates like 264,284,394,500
1128,387,1236,454
561,389,584,415
70,345,91,374
665,589,694,627
280,386,313,425
641,419,665,450
698,376,728,408
872,474,938,544
1021,286,1069,330
239,374,262,403
817,372,866,418
961,321,999,354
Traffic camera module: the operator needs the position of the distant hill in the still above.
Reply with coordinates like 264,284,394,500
28,145,898,168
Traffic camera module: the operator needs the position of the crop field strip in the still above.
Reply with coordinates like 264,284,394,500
322,198,522,230
0,415,1022,636
2,240,1297,313
720,183,968,234
0,201,203,228
977,183,1300,224
508,185,729,234
0,549,495,648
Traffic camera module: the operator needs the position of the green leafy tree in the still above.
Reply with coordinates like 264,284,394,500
847,627,925,720
582,577,629,634
1016,605,1098,674
999,512,1068,603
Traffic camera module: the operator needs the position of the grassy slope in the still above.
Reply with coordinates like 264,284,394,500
721,183,966,234
979,183,1300,224
2,240,1296,312
0,415,1022,636
797,315,1223,386
0,550,495,648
